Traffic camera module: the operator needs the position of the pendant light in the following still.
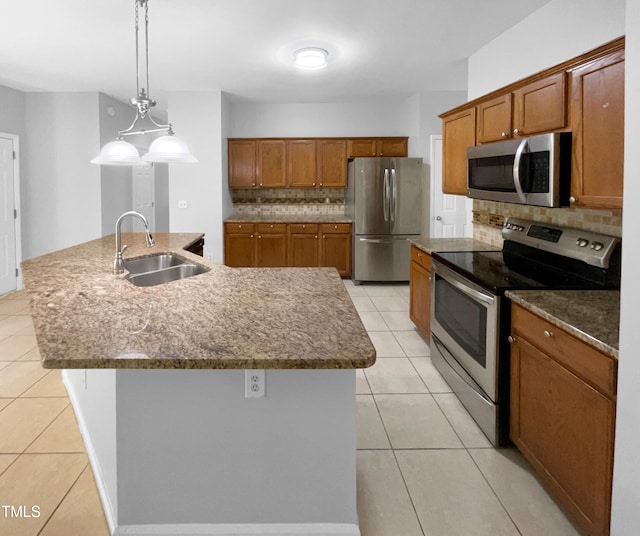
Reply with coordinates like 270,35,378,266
91,0,196,166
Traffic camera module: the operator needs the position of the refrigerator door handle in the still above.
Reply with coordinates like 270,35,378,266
383,168,390,222
390,168,397,222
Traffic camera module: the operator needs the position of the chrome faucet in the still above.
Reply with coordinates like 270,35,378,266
114,211,155,275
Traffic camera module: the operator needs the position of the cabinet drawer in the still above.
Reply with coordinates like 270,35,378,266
410,246,432,271
225,222,255,234
320,223,351,234
289,223,319,234
257,223,287,234
512,304,616,398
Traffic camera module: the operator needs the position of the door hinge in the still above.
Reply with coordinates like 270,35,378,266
12,151,16,160
15,268,19,277
14,209,17,219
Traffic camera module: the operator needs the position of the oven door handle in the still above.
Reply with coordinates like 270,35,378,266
512,138,529,204
434,263,496,306
432,336,493,405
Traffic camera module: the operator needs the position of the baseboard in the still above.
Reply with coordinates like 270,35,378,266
114,524,360,536
61,370,118,536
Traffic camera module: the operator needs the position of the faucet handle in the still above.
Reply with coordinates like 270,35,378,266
120,244,128,256
145,231,155,248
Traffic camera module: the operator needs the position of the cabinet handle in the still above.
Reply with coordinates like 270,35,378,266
250,234,254,238
543,330,554,338
238,225,242,229
418,253,423,257
313,182,316,186
569,196,577,204
314,235,318,239
334,225,338,230
513,128,521,135
302,224,306,229
258,235,262,239
508,335,515,344
501,131,507,138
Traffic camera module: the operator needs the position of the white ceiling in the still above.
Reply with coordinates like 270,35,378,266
0,0,552,106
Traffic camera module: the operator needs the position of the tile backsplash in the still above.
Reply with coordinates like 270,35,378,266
232,188,346,217
473,200,623,247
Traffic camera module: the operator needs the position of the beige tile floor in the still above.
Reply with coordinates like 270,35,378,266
0,284,581,535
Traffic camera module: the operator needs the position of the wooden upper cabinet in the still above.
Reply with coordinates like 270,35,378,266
570,49,625,209
288,140,317,188
228,140,257,188
317,139,347,187
347,139,377,158
376,137,408,157
257,140,287,188
347,137,408,158
512,72,567,136
476,94,512,143
442,107,475,195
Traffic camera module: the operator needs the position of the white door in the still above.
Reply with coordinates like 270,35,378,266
132,164,155,232
0,137,17,295
429,135,473,238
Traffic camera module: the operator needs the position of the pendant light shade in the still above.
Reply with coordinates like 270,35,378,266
91,0,196,166
142,135,197,163
90,140,146,166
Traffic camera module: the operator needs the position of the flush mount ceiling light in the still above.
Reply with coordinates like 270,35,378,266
91,0,196,166
294,47,329,70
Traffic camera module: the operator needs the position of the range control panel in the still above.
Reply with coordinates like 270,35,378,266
502,217,620,269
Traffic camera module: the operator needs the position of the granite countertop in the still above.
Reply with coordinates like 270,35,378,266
409,237,499,254
506,290,620,358
21,233,374,370
225,214,352,224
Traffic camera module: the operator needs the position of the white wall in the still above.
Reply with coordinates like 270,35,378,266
167,91,232,262
23,93,102,259
63,369,118,532
611,1,640,533
468,0,626,98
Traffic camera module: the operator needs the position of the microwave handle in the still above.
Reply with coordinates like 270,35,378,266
512,138,529,204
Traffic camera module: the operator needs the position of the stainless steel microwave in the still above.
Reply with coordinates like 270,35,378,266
466,132,571,207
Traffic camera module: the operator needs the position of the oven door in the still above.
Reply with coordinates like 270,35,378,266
430,261,499,400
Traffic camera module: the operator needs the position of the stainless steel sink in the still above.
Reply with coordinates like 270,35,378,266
124,253,189,275
124,253,209,287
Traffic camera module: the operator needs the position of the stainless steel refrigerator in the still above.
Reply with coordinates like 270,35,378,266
346,157,423,283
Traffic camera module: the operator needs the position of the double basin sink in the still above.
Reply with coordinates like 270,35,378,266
124,253,209,287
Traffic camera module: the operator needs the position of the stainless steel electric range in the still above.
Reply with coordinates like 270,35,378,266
430,217,621,446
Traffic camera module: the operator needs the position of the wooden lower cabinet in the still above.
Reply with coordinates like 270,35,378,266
256,223,287,267
510,303,616,536
409,245,432,337
223,223,255,267
225,222,351,277
320,224,351,277
289,224,319,267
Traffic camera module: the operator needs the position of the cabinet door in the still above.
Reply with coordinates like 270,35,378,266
224,225,256,267
409,258,431,337
257,140,287,188
288,140,317,188
256,223,287,267
512,72,566,136
347,139,377,158
228,140,257,188
476,94,512,143
289,224,320,267
441,107,475,195
510,336,615,536
320,224,351,277
377,137,408,157
317,140,347,188
570,50,624,209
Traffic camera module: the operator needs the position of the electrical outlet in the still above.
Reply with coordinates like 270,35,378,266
178,200,188,209
245,369,265,398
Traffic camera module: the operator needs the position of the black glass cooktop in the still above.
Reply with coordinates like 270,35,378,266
432,249,608,294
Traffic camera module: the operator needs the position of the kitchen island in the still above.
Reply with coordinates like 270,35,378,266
21,233,375,536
